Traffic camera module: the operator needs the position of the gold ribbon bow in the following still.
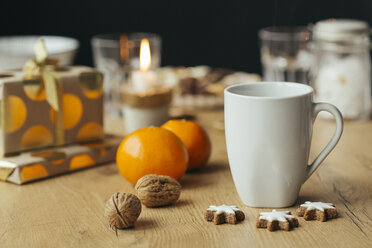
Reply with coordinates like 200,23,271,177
23,39,61,110
23,39,65,145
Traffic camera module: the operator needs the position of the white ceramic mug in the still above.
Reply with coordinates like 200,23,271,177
224,82,343,208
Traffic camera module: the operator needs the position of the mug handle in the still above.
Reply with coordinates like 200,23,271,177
306,102,344,179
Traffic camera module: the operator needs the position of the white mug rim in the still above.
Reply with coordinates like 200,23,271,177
224,82,314,100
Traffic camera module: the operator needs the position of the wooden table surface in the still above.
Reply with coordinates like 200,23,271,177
0,110,371,248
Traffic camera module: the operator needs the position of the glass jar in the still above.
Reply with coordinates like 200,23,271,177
259,26,312,84
310,19,371,120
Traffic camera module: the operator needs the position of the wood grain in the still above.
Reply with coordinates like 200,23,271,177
0,110,371,247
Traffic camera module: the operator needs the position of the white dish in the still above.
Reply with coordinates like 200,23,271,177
0,36,79,71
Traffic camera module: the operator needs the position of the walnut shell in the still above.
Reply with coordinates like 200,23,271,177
135,174,181,207
104,192,141,230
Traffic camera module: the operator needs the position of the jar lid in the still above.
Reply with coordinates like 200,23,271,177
259,26,310,41
313,19,369,42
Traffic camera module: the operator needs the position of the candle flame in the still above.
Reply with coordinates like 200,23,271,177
140,38,151,71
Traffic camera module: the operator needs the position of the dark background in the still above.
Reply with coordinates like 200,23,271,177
1,0,372,74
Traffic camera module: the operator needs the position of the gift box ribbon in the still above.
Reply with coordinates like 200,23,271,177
22,39,65,146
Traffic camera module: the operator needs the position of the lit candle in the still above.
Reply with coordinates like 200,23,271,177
131,39,157,92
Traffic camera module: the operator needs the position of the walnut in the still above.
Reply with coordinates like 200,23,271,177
135,174,181,207
104,192,141,230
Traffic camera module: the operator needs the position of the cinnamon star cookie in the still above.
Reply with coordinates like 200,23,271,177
256,210,299,231
205,205,245,225
297,201,338,222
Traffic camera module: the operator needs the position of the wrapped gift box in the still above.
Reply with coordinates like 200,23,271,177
0,135,122,184
0,66,104,156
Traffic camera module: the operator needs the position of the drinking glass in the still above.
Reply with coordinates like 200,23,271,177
259,26,312,84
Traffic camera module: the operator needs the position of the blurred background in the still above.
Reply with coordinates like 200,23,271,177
2,0,371,74
0,0,371,186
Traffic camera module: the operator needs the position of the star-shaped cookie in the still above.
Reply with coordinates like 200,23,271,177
256,210,299,231
297,201,338,222
205,205,245,225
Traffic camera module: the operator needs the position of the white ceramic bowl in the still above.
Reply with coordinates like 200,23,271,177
0,36,79,71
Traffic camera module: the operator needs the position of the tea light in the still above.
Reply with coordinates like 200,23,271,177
131,39,157,92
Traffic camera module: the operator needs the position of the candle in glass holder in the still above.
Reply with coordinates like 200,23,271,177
121,36,171,134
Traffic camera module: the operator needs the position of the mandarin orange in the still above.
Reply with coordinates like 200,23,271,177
116,127,188,185
162,119,211,171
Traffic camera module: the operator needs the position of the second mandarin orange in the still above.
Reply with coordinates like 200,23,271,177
162,119,211,171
